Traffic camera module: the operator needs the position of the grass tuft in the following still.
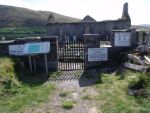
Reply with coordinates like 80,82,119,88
62,101,75,109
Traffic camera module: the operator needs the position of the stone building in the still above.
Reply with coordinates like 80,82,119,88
47,3,131,42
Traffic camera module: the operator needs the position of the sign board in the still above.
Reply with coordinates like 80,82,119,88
114,32,131,47
88,48,108,61
9,44,25,56
24,42,50,54
9,41,50,55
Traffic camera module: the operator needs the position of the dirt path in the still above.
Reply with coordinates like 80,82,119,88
25,71,100,113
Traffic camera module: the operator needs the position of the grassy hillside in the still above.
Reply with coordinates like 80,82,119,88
0,5,80,27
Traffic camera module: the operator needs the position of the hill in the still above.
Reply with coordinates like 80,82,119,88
131,24,150,31
0,5,80,27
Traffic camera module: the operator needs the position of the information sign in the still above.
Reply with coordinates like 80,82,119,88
88,48,108,61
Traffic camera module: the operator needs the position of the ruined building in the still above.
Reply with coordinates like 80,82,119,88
47,3,131,41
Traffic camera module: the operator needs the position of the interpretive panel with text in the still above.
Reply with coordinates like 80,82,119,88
114,32,131,47
9,42,50,55
88,48,108,61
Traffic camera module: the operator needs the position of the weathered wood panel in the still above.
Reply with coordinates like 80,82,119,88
128,54,145,65
124,62,148,72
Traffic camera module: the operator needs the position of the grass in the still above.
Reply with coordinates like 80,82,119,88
0,57,55,113
0,57,19,88
0,84,55,113
95,70,150,113
62,101,75,109
0,27,47,40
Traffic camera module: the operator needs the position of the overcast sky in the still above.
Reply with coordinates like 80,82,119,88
0,0,149,25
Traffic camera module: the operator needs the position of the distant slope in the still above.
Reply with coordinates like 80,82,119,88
132,25,150,31
0,5,80,27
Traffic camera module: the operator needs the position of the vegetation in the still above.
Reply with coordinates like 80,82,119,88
0,27,47,40
128,73,149,90
62,101,75,109
95,70,150,113
0,57,55,113
0,5,80,27
0,57,19,88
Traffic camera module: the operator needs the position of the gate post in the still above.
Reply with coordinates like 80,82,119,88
41,36,58,71
83,34,100,70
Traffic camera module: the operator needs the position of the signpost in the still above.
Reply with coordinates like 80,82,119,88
88,48,108,61
9,41,50,73
114,32,131,47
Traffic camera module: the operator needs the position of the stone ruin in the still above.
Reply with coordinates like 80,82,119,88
121,3,130,20
47,3,131,42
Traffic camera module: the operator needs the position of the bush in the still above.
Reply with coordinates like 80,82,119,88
128,74,148,90
0,57,20,88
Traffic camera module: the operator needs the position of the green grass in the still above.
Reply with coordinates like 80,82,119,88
0,57,20,88
62,101,75,109
95,70,150,113
0,27,47,40
0,57,55,113
0,84,54,113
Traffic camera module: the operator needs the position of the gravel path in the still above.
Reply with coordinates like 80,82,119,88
25,70,101,113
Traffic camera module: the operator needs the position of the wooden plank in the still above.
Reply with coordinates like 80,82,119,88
124,62,148,72
144,56,150,64
128,54,145,65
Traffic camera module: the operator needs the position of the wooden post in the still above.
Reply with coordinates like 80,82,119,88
28,56,33,72
33,56,36,71
44,53,48,73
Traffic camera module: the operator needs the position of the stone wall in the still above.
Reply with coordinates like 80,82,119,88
47,20,131,41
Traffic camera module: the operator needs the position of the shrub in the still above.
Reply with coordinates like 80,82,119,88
128,74,148,90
